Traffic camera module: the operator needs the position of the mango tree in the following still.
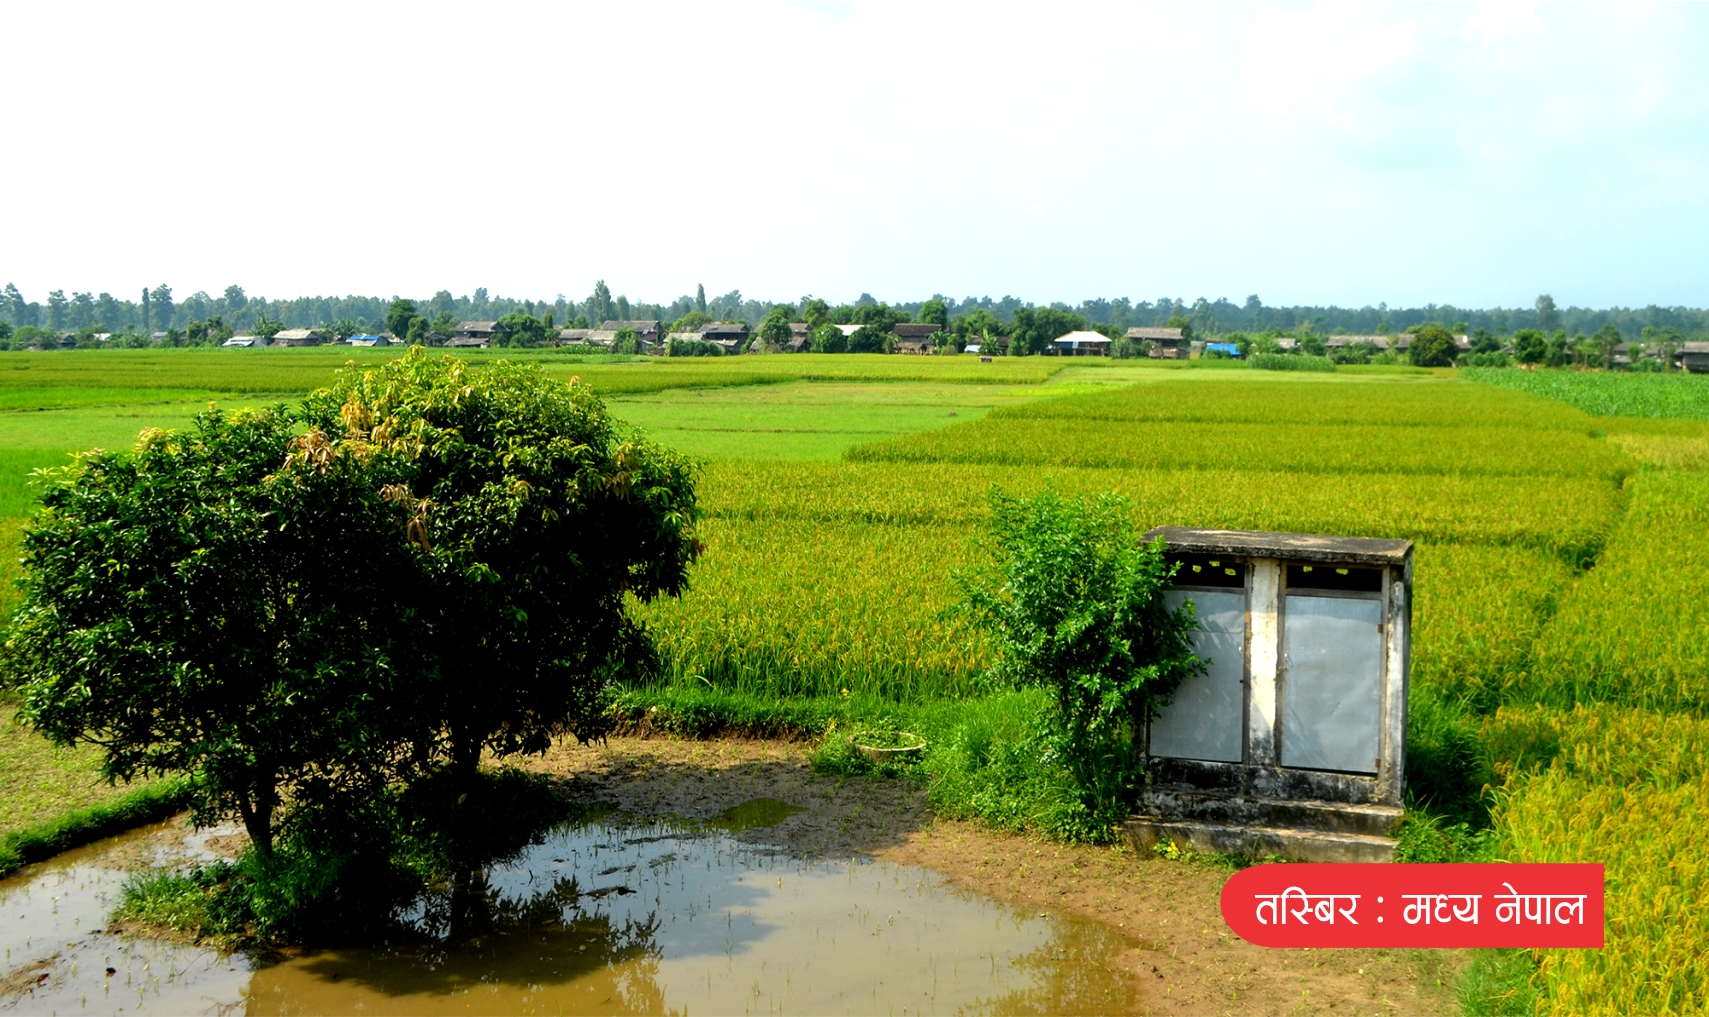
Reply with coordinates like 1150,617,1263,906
301,348,700,798
2,409,421,860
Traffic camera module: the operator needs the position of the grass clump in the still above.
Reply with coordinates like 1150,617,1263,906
0,777,194,877
1459,949,1542,1016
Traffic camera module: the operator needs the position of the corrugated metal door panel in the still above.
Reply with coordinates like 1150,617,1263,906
1150,590,1246,763
1280,594,1382,773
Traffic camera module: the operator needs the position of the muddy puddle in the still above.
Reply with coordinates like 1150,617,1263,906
2,800,1138,1015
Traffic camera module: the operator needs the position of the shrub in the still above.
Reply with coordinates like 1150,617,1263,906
957,488,1199,835
667,336,724,357
1410,324,1459,367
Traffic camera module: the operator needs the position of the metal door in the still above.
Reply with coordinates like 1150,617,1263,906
1280,594,1382,773
1150,590,1246,763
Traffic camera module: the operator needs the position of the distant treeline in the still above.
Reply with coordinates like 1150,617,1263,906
2,279,1704,343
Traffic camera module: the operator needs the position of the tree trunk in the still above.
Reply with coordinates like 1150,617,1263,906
235,777,277,862
451,724,482,796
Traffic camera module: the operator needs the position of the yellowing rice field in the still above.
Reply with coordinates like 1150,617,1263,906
624,366,1709,1013
3,352,1708,1011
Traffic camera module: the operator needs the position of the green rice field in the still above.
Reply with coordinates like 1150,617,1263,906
3,350,1709,1011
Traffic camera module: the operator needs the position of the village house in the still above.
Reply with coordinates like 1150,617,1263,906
454,321,499,341
788,322,812,352
555,328,592,347
221,332,266,348
269,328,323,347
1054,330,1112,356
891,322,942,354
595,319,662,346
346,334,394,347
1680,341,1709,374
1128,326,1187,359
701,321,750,354
584,319,662,352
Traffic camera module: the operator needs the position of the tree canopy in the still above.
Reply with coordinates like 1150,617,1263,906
301,348,701,788
1410,323,1458,367
2,409,421,858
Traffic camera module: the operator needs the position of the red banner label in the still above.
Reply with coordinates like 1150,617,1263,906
1220,864,1603,948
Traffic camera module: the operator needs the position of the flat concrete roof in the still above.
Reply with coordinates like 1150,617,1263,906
1144,526,1412,566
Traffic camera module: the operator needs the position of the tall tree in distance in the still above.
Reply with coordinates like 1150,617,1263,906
141,287,150,332
1594,323,1622,370
918,297,949,330
95,293,121,329
756,306,792,350
801,297,830,330
1536,294,1560,332
46,290,67,330
385,298,420,338
696,283,706,314
150,285,173,331
587,280,615,326
224,285,247,314
4,283,29,326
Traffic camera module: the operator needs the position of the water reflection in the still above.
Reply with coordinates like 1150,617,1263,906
1,801,1139,1016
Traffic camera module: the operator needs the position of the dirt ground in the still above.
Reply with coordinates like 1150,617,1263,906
528,734,1467,1017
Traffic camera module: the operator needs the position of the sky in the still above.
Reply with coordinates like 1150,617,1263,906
6,1,1709,310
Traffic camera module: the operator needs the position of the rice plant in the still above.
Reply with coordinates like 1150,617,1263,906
994,377,1592,430
1524,472,1709,712
1489,705,1709,1013
847,418,1633,479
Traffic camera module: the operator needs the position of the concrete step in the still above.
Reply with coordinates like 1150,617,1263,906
1138,786,1402,839
1124,817,1398,864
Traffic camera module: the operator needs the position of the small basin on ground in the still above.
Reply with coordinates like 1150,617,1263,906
852,730,927,763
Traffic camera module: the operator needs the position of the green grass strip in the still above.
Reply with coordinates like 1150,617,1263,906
1249,352,1336,372
1462,366,1709,420
0,776,194,877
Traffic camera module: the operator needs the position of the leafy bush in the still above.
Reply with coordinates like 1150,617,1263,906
1410,323,1459,367
957,488,1198,833
666,337,724,357
1330,341,1377,364
811,324,848,354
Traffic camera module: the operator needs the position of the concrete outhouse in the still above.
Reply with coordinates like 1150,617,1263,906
1126,527,1413,862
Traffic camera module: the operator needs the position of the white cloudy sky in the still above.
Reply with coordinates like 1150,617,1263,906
6,1,1707,309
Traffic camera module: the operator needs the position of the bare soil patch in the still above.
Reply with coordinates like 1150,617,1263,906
526,734,1466,1016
